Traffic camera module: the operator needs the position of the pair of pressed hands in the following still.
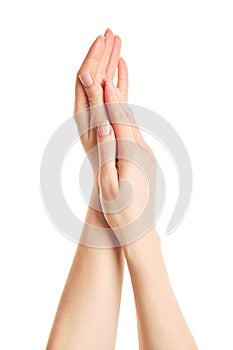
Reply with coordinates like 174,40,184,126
46,29,198,350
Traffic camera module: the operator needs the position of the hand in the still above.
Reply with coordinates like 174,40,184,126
79,61,156,245
74,29,124,154
74,29,131,247
98,85,156,244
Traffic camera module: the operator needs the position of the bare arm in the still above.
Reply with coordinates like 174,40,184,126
46,30,125,350
124,229,198,350
46,235,124,350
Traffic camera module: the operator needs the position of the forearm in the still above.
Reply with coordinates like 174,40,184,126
123,229,198,350
46,209,124,350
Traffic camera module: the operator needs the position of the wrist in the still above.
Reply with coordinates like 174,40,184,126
122,227,161,262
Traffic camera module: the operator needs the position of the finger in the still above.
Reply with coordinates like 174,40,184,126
106,36,121,80
117,57,128,103
97,29,115,83
115,59,151,151
104,81,134,141
79,72,110,138
97,121,118,202
79,72,104,107
78,35,105,75
74,35,105,113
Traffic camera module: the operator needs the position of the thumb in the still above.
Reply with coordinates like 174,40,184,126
97,120,118,202
79,72,103,107
79,72,109,132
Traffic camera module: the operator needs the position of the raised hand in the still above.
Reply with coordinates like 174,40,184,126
74,29,124,246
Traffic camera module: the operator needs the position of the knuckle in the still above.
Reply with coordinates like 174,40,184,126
89,89,102,105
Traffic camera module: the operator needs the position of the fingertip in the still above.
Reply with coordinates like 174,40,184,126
97,34,105,41
85,34,105,61
95,35,105,49
114,35,121,47
91,34,105,50
117,57,128,102
104,28,113,37
118,57,128,75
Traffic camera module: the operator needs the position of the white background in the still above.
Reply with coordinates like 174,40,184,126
0,0,233,349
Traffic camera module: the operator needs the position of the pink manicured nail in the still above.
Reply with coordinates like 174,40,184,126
98,121,111,136
79,73,93,87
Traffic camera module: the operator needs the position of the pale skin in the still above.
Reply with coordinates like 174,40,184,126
46,29,198,350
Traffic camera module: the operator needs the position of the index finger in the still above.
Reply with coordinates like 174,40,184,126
74,35,105,114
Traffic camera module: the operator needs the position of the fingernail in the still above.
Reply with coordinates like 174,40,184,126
104,28,112,38
79,73,93,87
98,121,111,136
